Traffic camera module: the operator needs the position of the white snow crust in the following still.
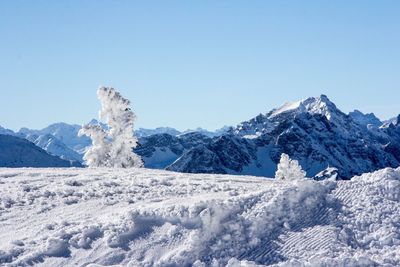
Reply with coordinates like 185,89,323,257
269,101,302,118
1,167,400,266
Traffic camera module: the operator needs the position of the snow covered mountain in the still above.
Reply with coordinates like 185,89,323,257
13,121,229,164
181,126,232,138
24,133,83,163
167,95,400,179
19,122,92,154
2,96,398,176
0,167,399,266
135,127,182,138
135,126,230,138
0,134,80,167
16,121,102,163
0,125,15,136
382,114,400,128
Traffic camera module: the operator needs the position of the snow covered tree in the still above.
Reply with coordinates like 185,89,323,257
79,124,110,167
275,153,306,181
79,87,143,168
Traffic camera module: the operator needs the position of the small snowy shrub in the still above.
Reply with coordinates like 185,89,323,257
275,153,306,181
79,87,143,168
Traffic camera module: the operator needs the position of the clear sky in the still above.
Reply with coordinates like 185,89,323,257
1,1,399,131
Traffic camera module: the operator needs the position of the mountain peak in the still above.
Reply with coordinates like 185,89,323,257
236,95,343,138
301,94,337,118
88,119,100,125
268,94,339,120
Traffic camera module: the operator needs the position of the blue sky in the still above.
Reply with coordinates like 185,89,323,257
1,1,399,131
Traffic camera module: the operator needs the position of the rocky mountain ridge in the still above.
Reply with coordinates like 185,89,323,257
166,95,400,179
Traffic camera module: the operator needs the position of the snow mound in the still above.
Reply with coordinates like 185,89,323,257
0,167,399,266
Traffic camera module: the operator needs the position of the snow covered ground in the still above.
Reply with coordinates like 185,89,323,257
0,167,400,266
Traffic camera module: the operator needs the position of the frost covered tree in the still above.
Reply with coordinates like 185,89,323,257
79,87,143,168
79,124,110,167
275,153,306,181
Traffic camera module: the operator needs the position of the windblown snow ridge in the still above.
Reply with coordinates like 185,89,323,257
0,167,399,266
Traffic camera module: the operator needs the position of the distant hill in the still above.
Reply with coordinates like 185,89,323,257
0,134,80,167
19,122,92,154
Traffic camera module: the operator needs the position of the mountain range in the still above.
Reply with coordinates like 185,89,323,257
1,95,399,179
138,95,400,179
0,121,229,168
186,96,400,178
0,134,81,167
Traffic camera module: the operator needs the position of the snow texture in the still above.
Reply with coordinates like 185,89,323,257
275,153,306,181
79,87,143,168
0,167,400,266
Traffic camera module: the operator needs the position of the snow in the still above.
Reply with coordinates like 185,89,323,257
242,134,260,139
19,123,92,154
135,126,230,138
26,134,83,162
268,95,339,122
269,101,302,118
135,127,181,138
1,167,400,266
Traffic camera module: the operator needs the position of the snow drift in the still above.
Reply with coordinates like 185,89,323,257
0,167,400,266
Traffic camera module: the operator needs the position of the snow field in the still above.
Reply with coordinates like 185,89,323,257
0,167,400,266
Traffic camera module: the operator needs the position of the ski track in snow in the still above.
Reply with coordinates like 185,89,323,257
0,167,400,266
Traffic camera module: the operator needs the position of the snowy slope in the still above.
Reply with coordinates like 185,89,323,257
382,115,399,127
135,127,182,138
0,135,79,167
1,167,399,266
24,134,83,163
19,123,92,154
